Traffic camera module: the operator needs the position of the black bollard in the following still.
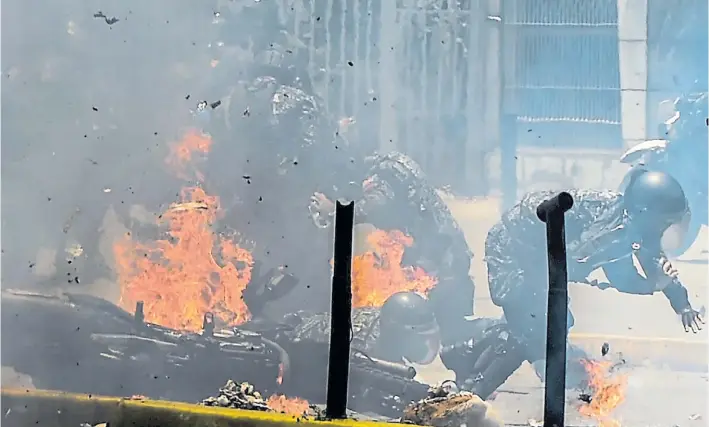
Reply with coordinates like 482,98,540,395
325,201,355,419
536,192,574,427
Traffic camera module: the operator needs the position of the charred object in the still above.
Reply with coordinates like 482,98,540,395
0,289,286,403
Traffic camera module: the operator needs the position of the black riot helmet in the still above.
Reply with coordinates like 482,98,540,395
378,292,441,365
623,169,691,252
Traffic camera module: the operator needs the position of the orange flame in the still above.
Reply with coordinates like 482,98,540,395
351,230,437,307
113,130,253,332
267,394,310,416
165,128,212,181
579,359,626,427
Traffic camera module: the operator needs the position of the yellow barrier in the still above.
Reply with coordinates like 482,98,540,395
1,388,399,427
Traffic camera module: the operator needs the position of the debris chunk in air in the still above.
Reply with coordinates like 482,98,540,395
601,342,609,356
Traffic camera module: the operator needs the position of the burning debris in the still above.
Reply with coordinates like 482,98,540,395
202,380,310,416
578,359,627,427
351,230,437,307
402,385,503,427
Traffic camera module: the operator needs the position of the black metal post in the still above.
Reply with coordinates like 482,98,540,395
536,192,574,427
325,201,355,419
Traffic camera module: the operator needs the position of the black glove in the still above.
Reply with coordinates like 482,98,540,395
680,306,704,333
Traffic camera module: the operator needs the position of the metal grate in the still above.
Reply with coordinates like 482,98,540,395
394,0,485,186
503,0,623,148
282,0,489,189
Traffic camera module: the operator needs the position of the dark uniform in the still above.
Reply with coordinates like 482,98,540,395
285,292,441,365
203,49,357,317
330,151,475,345
476,171,702,397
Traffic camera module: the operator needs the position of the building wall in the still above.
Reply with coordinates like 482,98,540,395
617,0,648,147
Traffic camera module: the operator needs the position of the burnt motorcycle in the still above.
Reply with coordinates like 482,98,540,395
619,93,708,257
1,289,286,402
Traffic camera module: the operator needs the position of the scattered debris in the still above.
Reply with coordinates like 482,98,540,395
168,201,209,213
601,342,609,356
201,380,271,411
66,243,84,258
93,11,120,25
202,380,312,416
689,414,702,421
401,386,503,427
527,419,542,427
127,395,146,401
196,101,209,112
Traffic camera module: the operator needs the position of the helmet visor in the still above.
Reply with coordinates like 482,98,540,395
401,322,441,365
661,209,691,253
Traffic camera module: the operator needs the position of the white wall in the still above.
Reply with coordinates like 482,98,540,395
617,0,649,147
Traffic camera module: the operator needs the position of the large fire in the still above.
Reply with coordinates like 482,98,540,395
579,359,627,427
351,229,437,307
113,130,254,331
266,394,311,416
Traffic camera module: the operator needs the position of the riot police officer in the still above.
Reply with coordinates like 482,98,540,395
285,291,441,365
462,170,703,398
309,151,476,346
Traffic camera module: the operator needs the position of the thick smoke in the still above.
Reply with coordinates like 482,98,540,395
1,0,256,290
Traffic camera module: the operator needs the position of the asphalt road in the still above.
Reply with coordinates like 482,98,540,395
426,197,709,427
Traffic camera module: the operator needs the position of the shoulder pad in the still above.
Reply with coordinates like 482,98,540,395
620,139,668,164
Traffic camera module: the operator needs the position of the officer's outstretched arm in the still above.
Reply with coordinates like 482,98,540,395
662,280,691,314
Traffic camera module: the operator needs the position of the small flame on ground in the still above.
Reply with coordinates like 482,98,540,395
267,394,310,416
351,229,437,307
579,359,627,427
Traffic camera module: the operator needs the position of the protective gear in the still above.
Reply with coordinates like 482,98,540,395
618,92,707,257
440,321,525,400
680,306,704,333
483,187,699,397
285,295,441,366
380,292,441,364
349,152,475,345
623,170,691,253
624,170,689,223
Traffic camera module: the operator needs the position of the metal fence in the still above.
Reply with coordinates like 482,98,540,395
502,0,623,149
280,0,490,192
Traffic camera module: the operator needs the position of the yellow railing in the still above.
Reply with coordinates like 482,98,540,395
1,388,399,427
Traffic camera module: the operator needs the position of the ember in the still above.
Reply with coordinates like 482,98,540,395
203,380,310,416
351,229,437,307
579,359,627,427
114,129,253,332
266,394,310,416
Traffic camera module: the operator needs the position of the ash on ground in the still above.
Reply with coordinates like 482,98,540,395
401,385,503,427
202,380,271,411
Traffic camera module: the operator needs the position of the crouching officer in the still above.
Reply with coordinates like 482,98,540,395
445,170,703,399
